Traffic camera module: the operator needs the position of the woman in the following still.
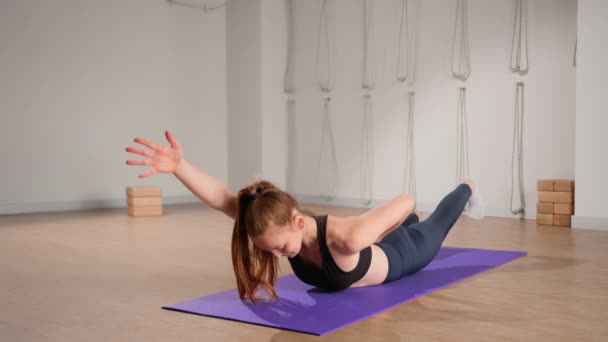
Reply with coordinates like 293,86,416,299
125,130,475,303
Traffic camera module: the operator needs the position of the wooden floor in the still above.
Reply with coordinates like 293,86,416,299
1,203,607,341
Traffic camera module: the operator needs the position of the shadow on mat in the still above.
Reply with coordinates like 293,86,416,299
240,265,497,335
425,246,470,262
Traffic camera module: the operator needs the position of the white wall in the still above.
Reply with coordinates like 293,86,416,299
0,0,227,214
260,0,577,219
2,0,589,225
261,0,290,187
226,0,263,192
573,0,608,229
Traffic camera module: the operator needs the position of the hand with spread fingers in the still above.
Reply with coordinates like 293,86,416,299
125,130,183,178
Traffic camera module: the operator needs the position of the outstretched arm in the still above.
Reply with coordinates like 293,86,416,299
173,160,237,220
334,194,415,254
125,130,237,220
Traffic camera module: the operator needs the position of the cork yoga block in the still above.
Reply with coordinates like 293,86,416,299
537,180,554,191
538,191,574,204
536,214,554,226
128,206,163,217
126,186,162,197
553,214,571,227
537,202,554,214
554,179,575,192
127,197,163,207
554,203,574,215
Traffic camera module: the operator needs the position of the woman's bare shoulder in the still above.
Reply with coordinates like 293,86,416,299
325,215,359,253
326,195,413,254
326,214,359,230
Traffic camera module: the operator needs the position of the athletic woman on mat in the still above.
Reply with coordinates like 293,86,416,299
125,130,476,303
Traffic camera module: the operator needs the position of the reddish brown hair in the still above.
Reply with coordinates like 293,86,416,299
231,178,315,303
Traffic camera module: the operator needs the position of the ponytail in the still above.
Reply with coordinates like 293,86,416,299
231,189,279,303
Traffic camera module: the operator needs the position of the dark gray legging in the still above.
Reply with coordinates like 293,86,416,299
374,183,473,283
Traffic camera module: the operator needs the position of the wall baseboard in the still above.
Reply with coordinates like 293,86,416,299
0,195,202,216
572,215,608,230
5,195,605,230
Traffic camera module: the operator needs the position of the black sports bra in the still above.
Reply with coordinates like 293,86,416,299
287,215,372,291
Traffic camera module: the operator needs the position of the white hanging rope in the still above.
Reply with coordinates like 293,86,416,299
397,3,416,200
166,0,225,13
315,0,333,93
510,82,526,215
396,0,415,85
315,0,337,200
286,99,297,192
450,0,471,81
359,0,374,205
318,98,339,200
510,0,527,214
362,0,374,90
403,91,417,200
396,0,409,83
456,87,470,185
510,0,529,74
361,94,374,205
283,0,296,94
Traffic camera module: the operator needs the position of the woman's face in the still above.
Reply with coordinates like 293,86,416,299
251,215,303,258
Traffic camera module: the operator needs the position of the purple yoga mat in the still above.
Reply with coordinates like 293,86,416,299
162,247,526,336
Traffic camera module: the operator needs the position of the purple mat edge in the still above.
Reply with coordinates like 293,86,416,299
161,307,316,335
162,247,527,336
